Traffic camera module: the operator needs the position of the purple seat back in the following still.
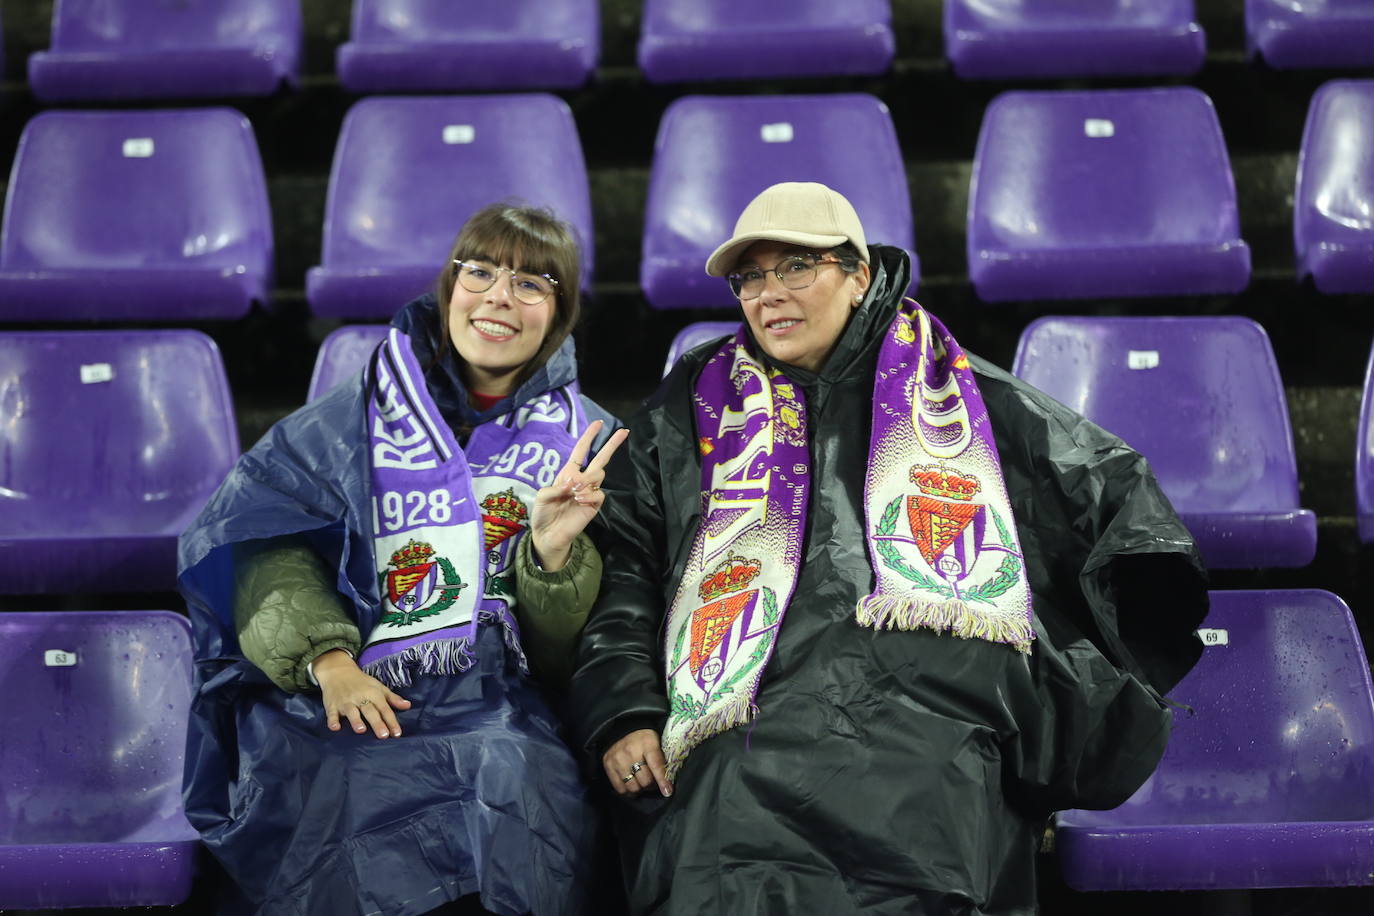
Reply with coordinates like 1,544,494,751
29,0,302,101
662,321,740,377
309,324,390,401
1247,0,1374,69
1359,339,1374,543
307,95,594,320
0,331,239,593
0,109,273,321
639,0,894,83
969,88,1250,302
0,610,198,908
1013,316,1315,568
944,0,1205,79
1295,80,1374,294
642,94,916,310
1057,589,1374,890
338,0,598,91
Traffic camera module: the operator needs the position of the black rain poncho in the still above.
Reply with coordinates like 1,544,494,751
567,246,1208,915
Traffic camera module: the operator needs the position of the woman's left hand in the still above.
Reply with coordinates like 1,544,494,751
529,420,629,572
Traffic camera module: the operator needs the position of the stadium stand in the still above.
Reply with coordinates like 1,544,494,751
1246,0,1374,70
28,0,302,102
638,0,895,84
944,0,1207,80
968,87,1252,302
0,108,274,321
0,1,1370,912
337,0,598,92
661,321,740,377
307,94,593,319
1295,79,1374,294
1057,589,1374,891
307,323,389,401
642,93,915,309
1013,316,1316,569
0,331,239,593
0,610,198,909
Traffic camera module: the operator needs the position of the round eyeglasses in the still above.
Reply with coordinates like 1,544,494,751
453,260,559,306
727,254,845,301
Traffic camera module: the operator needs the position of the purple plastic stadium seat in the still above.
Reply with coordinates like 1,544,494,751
1058,589,1374,891
308,324,390,401
1013,317,1315,569
642,94,916,310
28,0,301,102
944,0,1205,80
1295,80,1374,295
308,95,594,320
337,0,598,92
1358,340,1374,543
638,0,894,84
0,331,239,593
1247,0,1374,70
662,321,740,377
0,611,198,909
969,88,1250,303
0,109,273,322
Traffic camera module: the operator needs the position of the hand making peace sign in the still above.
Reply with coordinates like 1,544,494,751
528,420,629,572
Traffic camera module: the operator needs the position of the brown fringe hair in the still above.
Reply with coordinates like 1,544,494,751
432,202,582,392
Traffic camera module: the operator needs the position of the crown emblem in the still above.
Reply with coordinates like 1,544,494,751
390,539,435,568
698,555,762,602
480,487,528,523
909,466,981,501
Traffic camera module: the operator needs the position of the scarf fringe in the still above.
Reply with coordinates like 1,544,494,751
664,693,759,783
362,636,476,689
856,593,1034,654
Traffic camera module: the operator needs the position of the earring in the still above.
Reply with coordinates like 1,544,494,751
854,293,863,302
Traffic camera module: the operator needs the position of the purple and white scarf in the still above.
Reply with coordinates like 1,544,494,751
661,299,1034,778
361,328,587,688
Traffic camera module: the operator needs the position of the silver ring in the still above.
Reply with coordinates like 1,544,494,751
630,761,644,775
357,698,372,706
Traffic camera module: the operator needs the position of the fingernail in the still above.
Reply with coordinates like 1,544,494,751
572,482,586,492
380,731,390,738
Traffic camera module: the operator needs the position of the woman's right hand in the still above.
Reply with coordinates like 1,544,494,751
312,648,412,739
603,728,673,797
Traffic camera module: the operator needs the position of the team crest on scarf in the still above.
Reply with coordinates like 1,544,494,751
379,539,467,628
480,488,528,550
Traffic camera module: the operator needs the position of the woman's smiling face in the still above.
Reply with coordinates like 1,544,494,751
736,240,869,372
447,259,556,396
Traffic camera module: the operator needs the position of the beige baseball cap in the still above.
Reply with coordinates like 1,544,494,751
704,181,869,277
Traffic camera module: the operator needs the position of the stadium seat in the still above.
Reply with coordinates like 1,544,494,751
1358,338,1374,544
28,0,301,102
944,0,1206,80
0,331,239,593
1295,80,1374,295
642,94,916,310
968,88,1250,302
337,0,598,92
1013,316,1316,569
1247,0,1374,70
307,95,594,320
662,321,740,377
1057,589,1374,890
0,611,199,908
308,324,390,401
0,109,273,321
638,0,894,83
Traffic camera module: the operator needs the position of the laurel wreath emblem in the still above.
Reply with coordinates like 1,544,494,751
874,496,1021,604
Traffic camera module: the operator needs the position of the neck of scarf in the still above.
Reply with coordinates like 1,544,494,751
362,328,586,688
661,299,1034,779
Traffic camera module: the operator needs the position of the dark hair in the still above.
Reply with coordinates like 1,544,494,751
829,242,864,273
433,202,582,391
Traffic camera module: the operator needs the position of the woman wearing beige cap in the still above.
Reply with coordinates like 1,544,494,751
568,181,1207,914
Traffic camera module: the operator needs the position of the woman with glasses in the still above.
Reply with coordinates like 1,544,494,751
569,182,1207,914
179,203,625,916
